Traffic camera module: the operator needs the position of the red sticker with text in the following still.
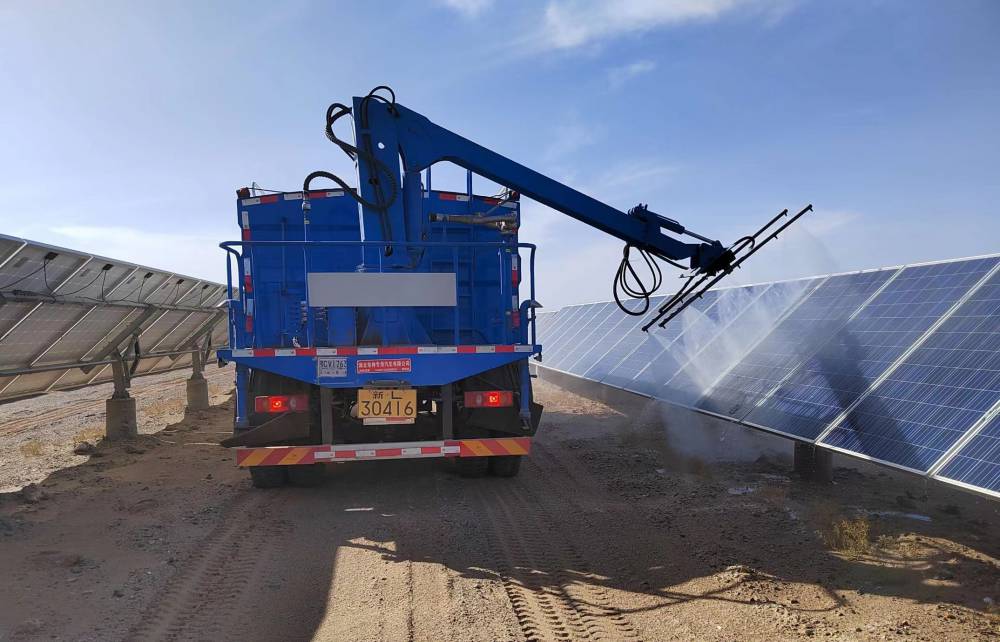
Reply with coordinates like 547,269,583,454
356,358,412,374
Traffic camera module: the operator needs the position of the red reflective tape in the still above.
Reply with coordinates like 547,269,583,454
259,194,278,204
295,348,317,356
421,446,442,455
482,197,500,205
438,192,458,201
254,348,275,357
495,345,514,352
378,346,418,355
376,448,402,458
308,190,329,199
241,228,251,241
457,345,476,353
334,450,356,459
336,346,358,356
261,448,291,465
243,275,253,293
245,316,253,333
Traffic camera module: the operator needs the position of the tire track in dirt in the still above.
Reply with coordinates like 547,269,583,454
126,489,279,642
477,474,643,642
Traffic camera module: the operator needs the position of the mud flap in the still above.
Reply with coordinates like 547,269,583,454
221,413,311,447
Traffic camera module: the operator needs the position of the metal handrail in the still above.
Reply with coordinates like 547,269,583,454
220,239,538,350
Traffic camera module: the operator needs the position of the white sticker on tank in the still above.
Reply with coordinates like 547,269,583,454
317,357,348,378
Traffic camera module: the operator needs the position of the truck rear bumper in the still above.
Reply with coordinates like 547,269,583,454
235,437,531,467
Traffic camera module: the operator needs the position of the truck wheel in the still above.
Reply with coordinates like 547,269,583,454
489,455,522,478
455,457,490,478
249,466,287,488
287,463,325,487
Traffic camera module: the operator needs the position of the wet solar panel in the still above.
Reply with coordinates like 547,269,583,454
820,259,1000,472
935,412,1000,496
747,258,998,440
695,270,896,421
534,255,1000,499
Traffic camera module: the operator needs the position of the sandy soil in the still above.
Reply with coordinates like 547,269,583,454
0,375,998,641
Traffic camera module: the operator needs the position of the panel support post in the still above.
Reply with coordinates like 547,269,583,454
441,383,454,440
106,356,137,440
793,443,832,483
186,349,210,411
320,386,334,444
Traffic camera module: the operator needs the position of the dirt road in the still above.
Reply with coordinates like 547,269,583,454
1,375,998,641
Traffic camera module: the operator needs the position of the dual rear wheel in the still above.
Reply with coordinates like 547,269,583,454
249,464,325,488
455,455,522,478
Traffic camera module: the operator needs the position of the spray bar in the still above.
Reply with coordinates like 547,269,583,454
642,204,814,331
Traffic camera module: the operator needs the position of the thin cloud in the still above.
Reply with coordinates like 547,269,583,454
607,59,657,89
537,0,794,51
49,225,227,282
437,0,494,18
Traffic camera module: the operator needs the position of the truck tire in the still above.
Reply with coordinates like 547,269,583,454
287,463,325,487
249,466,287,488
455,457,490,478
489,455,522,477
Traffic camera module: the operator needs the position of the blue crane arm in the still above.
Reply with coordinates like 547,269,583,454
349,98,727,272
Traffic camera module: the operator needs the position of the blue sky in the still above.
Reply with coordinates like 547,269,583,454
1,0,998,309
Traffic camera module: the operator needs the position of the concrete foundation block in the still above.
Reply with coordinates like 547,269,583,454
106,397,138,440
793,443,833,483
186,377,210,411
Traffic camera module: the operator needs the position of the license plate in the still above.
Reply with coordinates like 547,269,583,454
357,388,417,424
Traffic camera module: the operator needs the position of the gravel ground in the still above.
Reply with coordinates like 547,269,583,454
0,374,998,641
0,365,234,493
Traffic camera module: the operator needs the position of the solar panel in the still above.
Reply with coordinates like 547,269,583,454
545,302,616,371
661,278,819,408
0,234,229,401
624,290,727,396
600,293,722,392
935,410,1000,496
580,296,666,383
539,304,589,354
819,259,1000,472
693,270,897,421
532,254,1000,499
567,299,653,381
746,258,998,440
542,302,612,370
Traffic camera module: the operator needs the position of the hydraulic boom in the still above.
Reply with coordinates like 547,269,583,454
305,85,811,324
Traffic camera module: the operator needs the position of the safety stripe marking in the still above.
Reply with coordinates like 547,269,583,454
229,345,538,358
236,438,529,466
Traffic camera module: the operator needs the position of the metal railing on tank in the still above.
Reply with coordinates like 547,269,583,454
220,240,538,350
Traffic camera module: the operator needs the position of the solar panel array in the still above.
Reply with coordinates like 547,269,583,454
534,254,1000,499
0,234,230,401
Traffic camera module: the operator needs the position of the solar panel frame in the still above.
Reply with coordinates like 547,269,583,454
818,259,1000,473
0,234,229,402
744,258,999,441
933,406,1000,498
545,302,617,371
693,270,898,423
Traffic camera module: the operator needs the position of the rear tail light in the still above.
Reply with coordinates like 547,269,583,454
254,394,309,413
464,390,513,408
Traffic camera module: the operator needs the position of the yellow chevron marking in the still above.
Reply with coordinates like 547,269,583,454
279,447,310,465
499,439,528,456
464,440,494,457
239,448,271,467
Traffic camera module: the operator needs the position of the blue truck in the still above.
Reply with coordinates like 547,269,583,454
217,86,806,487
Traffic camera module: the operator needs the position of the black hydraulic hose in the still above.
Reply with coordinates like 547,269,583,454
613,244,663,316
